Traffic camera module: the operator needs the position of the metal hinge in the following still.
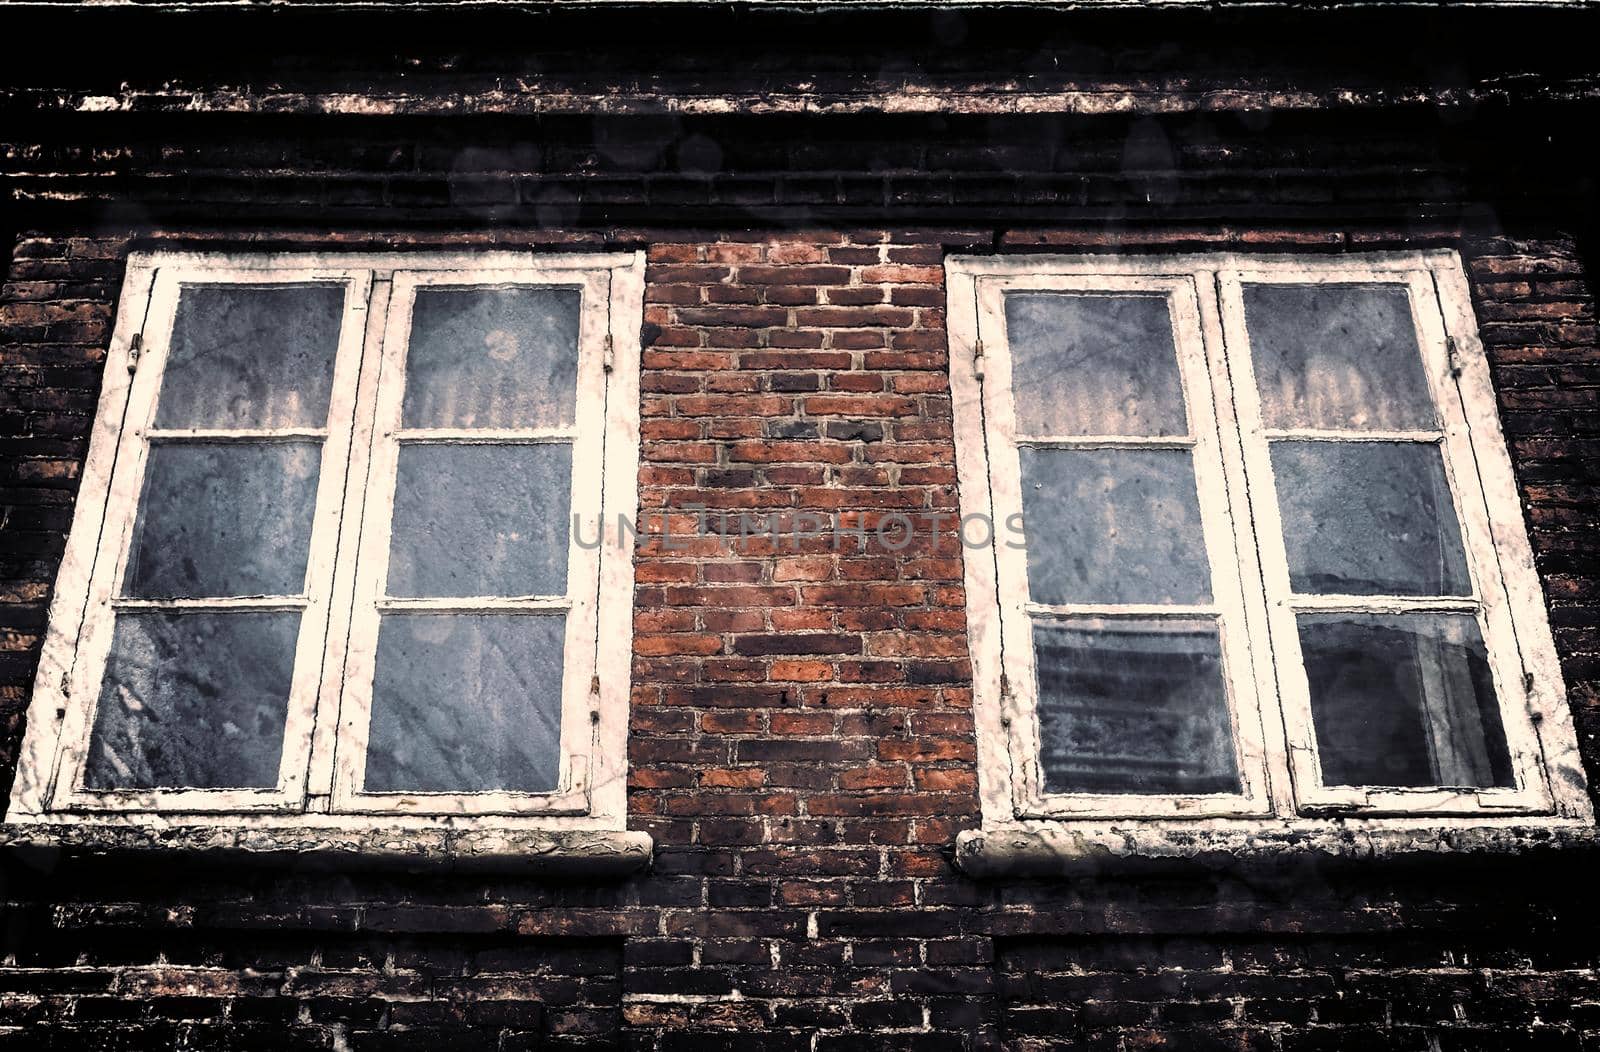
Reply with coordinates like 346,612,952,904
1446,335,1464,378
602,334,615,372
972,338,986,380
127,332,143,373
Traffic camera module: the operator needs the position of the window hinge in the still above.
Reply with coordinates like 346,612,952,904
1446,335,1464,378
127,332,143,373
59,671,71,698
972,338,985,380
602,334,615,373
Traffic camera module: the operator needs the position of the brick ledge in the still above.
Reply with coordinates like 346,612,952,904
0,823,652,877
953,822,1600,878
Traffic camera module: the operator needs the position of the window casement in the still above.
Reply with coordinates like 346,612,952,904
7,250,643,835
946,250,1592,838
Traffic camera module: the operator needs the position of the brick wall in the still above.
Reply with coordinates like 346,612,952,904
0,57,1599,1046
2,222,1598,1050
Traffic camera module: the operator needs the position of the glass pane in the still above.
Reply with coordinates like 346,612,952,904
1243,283,1436,431
1033,619,1239,795
123,442,320,599
386,443,572,598
1019,447,1212,605
84,610,299,790
1004,292,1188,438
365,613,567,793
1299,613,1515,789
1271,441,1471,597
402,286,582,430
155,284,345,429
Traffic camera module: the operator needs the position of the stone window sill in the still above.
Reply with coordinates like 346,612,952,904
953,821,1600,878
0,822,653,878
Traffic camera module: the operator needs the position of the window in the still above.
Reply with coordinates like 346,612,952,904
946,250,1591,829
8,251,643,832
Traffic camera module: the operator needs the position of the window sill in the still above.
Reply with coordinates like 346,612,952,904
0,822,653,878
952,820,1600,879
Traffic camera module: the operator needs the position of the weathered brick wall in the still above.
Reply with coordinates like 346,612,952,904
2,222,1598,1051
0,73,1599,1049
629,231,975,864
0,237,118,763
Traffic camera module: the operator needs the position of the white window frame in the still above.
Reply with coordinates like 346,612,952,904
7,250,644,834
947,250,1593,834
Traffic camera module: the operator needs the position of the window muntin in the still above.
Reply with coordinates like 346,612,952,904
950,251,1588,824
10,251,642,829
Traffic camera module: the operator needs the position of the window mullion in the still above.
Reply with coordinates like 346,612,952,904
249,267,379,815
1168,272,1276,816
303,272,394,809
1200,269,1314,816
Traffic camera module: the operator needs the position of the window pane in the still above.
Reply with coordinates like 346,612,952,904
386,443,572,598
402,287,582,430
365,613,566,793
155,284,344,430
123,442,320,599
1299,613,1515,789
1243,283,1436,431
1019,447,1212,605
84,610,298,790
1033,619,1239,795
1004,292,1188,437
1271,441,1471,597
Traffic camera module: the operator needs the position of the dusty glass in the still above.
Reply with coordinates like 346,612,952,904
1243,283,1436,432
84,610,299,790
385,443,573,598
1033,618,1239,795
365,613,567,793
1271,441,1471,597
156,284,344,430
1019,447,1212,605
402,286,582,430
1299,612,1515,789
1005,291,1188,438
123,442,321,599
